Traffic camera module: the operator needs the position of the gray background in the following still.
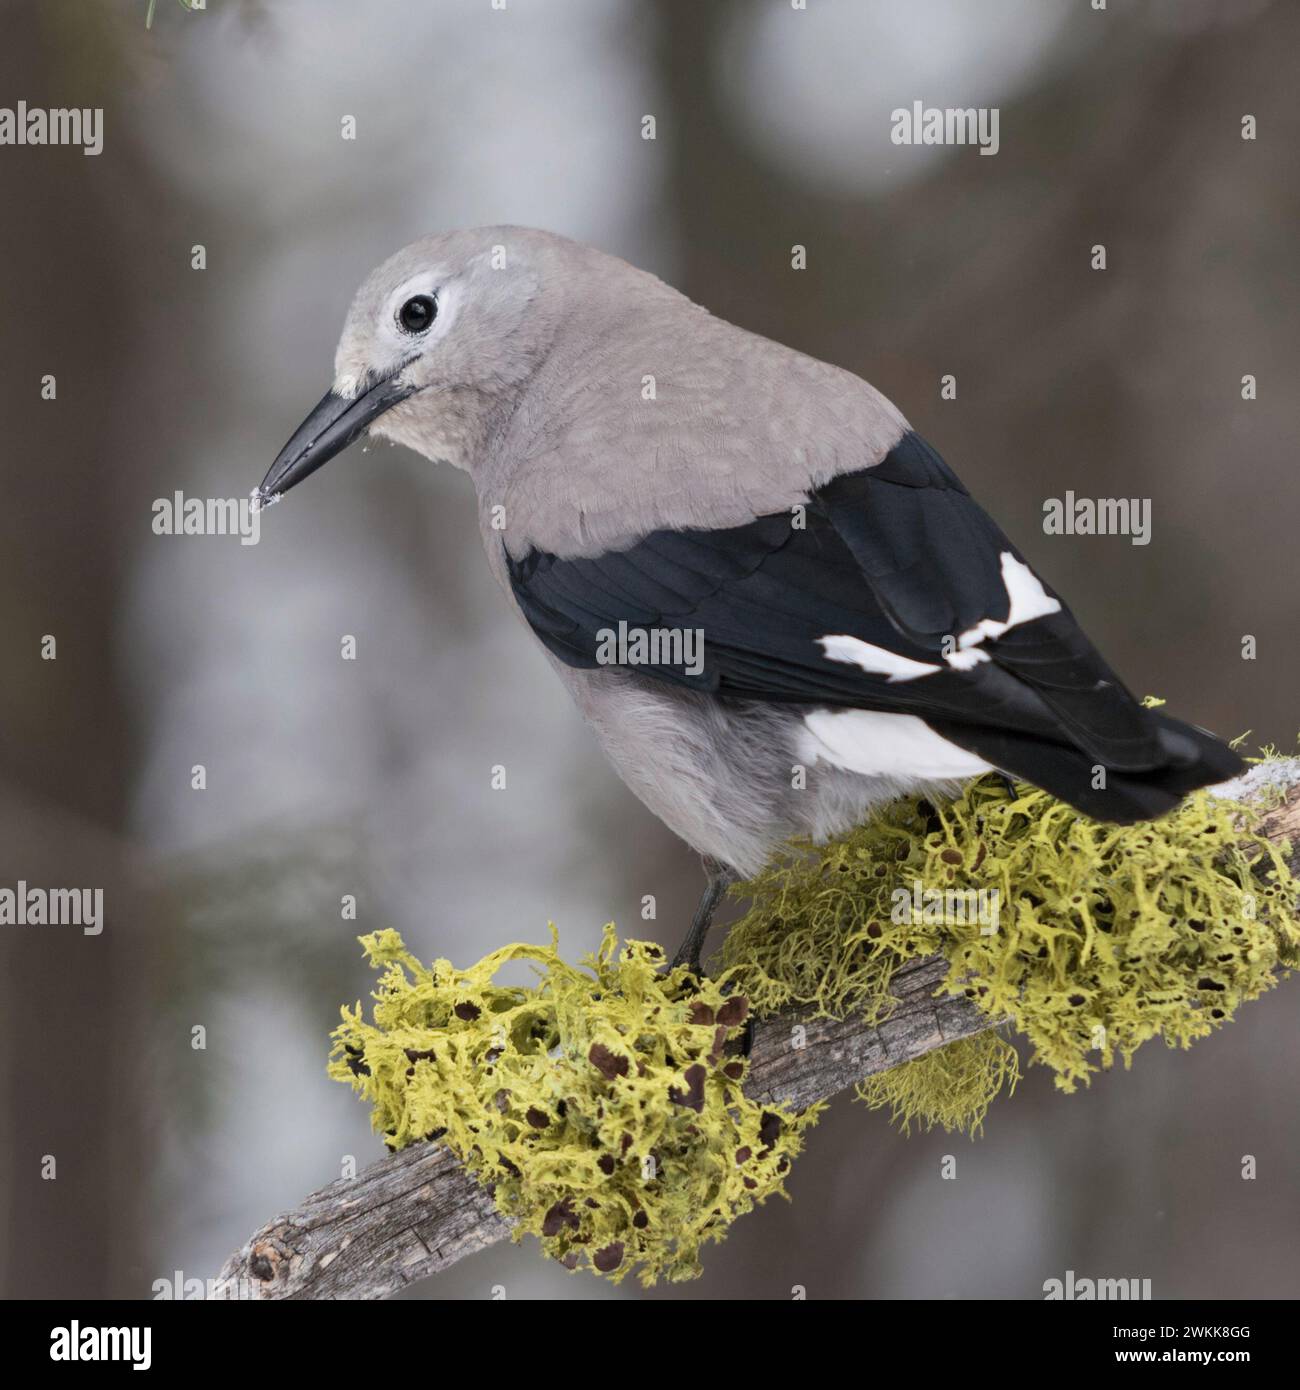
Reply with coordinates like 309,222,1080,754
0,0,1296,1300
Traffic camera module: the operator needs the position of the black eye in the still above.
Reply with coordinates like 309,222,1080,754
398,294,437,334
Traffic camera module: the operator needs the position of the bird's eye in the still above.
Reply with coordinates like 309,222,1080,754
398,294,437,334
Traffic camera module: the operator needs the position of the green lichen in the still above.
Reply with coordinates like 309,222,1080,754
329,759,1297,1280
857,1031,1021,1137
722,772,1298,1131
329,925,819,1286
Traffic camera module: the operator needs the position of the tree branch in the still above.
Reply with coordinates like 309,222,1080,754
214,760,1300,1300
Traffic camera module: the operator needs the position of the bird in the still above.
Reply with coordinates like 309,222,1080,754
255,226,1243,969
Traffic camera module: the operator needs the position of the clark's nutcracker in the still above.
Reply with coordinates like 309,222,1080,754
257,227,1241,967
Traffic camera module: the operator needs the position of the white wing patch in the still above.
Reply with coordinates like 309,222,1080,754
816,551,1059,683
799,709,994,779
956,552,1061,651
943,646,990,671
817,635,940,682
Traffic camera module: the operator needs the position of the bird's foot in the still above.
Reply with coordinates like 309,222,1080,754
668,855,736,977
669,929,708,977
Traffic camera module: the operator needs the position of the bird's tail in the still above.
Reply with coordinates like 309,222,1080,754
931,712,1244,823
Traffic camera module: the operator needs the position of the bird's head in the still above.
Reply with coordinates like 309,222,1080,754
255,226,572,506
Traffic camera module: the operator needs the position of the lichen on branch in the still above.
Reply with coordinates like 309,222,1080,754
327,762,1298,1286
724,770,1299,1133
329,927,819,1286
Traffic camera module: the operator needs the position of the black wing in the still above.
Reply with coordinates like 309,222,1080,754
508,431,1240,820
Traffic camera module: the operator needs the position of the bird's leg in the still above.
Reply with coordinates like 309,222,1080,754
670,855,736,974
997,772,1018,800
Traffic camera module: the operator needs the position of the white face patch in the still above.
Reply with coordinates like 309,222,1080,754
333,271,461,399
799,709,994,779
817,635,940,682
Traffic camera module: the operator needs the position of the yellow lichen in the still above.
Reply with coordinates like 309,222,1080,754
329,925,819,1286
856,1030,1021,1137
329,760,1297,1281
722,772,1297,1130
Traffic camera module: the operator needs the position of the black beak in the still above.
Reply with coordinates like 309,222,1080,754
256,366,418,505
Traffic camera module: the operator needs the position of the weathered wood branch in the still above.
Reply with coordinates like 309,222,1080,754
215,761,1300,1300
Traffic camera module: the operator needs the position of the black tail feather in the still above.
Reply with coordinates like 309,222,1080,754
930,713,1244,823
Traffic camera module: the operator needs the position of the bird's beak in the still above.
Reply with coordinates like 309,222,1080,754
255,366,418,506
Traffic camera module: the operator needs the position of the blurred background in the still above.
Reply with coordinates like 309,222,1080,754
1,0,1297,1300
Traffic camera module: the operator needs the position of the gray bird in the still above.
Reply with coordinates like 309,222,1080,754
257,227,1241,967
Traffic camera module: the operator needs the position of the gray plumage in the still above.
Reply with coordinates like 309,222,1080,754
258,226,1240,883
